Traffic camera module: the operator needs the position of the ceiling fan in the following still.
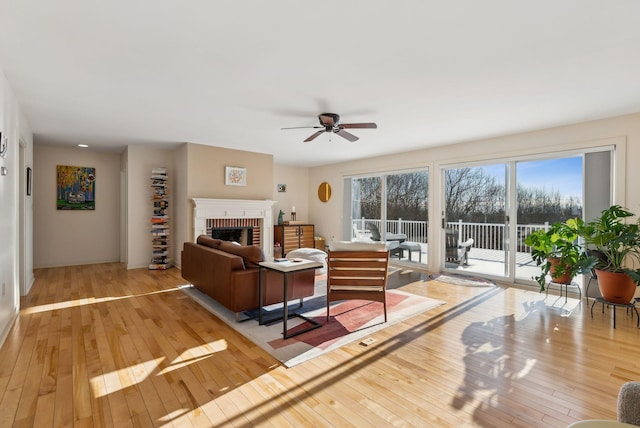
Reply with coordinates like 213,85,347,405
282,113,377,142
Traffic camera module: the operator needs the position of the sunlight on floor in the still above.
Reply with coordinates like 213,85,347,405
160,343,228,375
22,287,182,315
90,358,165,398
90,341,228,398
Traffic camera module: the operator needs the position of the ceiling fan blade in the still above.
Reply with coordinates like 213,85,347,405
304,130,325,142
336,129,359,142
281,126,323,130
340,122,377,129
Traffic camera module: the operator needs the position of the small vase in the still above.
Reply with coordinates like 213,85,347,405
595,269,636,304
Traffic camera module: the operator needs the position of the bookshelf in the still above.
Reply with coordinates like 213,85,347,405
149,167,171,270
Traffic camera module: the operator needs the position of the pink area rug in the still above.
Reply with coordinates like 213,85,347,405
181,282,444,367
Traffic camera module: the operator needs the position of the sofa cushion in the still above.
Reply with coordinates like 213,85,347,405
218,241,265,267
196,235,222,249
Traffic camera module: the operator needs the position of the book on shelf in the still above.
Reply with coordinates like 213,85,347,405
149,167,171,270
149,263,171,270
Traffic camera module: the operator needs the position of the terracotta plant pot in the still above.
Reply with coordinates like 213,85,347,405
548,257,573,285
595,269,637,304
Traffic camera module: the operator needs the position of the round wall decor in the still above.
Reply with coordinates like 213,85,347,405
318,182,332,202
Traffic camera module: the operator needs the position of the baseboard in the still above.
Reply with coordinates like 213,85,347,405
33,258,120,269
0,310,18,351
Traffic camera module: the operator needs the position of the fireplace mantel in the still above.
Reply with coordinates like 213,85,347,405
192,198,276,257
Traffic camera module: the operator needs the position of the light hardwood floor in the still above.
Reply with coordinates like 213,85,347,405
0,263,638,427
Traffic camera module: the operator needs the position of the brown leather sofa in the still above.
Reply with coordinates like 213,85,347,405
181,236,316,319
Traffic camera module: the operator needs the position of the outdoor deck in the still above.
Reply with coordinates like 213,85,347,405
394,243,587,294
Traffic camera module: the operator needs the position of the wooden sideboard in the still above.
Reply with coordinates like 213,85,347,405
274,224,315,255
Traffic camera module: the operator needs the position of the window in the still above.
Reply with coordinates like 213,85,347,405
347,169,428,264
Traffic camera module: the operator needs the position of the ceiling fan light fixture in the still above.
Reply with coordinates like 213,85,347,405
283,112,377,143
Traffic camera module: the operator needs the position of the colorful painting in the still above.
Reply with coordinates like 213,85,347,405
225,166,247,186
56,165,95,210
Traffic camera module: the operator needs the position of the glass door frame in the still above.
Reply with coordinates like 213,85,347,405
439,144,617,285
440,160,511,279
347,168,429,266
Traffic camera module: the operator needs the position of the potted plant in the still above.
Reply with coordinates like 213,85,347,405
525,218,596,292
578,205,640,303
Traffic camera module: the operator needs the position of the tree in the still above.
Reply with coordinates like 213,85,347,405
445,167,582,224
386,172,428,221
445,168,504,223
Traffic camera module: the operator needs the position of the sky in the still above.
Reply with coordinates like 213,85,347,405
481,156,583,200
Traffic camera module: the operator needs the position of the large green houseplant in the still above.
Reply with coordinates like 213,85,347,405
578,205,640,303
525,218,596,292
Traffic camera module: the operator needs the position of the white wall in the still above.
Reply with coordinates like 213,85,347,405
0,68,33,345
33,145,121,268
173,144,188,268
308,113,640,273
19,137,35,296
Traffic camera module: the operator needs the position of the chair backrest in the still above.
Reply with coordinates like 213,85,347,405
326,241,390,321
445,228,459,259
327,250,390,293
365,222,382,241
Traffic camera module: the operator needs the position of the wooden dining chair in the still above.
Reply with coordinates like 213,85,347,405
326,247,390,322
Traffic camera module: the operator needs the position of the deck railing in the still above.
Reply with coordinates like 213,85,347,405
351,218,549,252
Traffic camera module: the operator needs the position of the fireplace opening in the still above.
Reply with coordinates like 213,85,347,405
212,227,254,246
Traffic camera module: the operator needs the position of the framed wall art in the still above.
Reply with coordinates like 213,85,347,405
225,166,247,186
56,165,96,210
0,131,7,159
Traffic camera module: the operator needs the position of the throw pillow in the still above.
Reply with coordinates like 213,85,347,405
286,248,328,274
329,240,388,252
218,241,265,267
197,235,222,249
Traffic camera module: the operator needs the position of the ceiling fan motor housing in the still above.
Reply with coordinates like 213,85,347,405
319,113,340,126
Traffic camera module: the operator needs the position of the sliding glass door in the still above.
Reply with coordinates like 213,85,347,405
514,156,584,282
351,176,382,240
349,169,429,265
443,154,593,284
443,163,508,277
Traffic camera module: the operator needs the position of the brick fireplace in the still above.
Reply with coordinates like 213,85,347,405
192,198,276,257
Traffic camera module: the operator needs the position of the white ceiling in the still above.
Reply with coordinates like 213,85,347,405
1,1,639,166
